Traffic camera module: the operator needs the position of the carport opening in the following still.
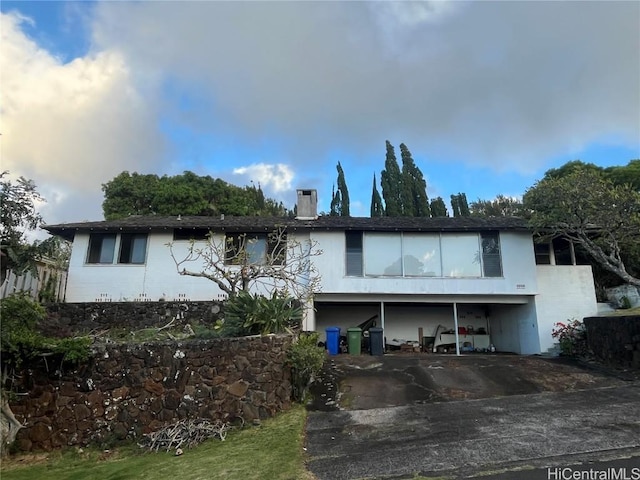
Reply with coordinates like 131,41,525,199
314,301,530,354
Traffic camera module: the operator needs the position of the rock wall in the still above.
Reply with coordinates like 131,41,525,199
41,301,223,338
584,315,640,369
9,335,292,452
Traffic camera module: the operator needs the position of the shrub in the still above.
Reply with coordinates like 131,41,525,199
0,294,47,368
287,332,325,402
222,291,303,336
551,319,587,357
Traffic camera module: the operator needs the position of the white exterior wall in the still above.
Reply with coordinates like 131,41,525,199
311,230,538,296
65,231,310,302
534,265,597,353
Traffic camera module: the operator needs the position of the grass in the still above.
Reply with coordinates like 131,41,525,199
0,405,314,480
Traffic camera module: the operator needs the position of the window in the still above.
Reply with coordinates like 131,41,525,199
225,232,286,266
481,232,502,277
345,231,363,276
119,233,148,264
441,234,482,277
173,228,210,241
534,241,551,265
345,231,504,278
403,233,441,277
87,233,116,264
364,233,402,276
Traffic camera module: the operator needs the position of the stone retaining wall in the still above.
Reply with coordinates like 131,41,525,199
9,335,292,452
42,301,224,338
584,315,640,369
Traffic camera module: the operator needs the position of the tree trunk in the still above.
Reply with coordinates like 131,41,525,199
1,395,23,457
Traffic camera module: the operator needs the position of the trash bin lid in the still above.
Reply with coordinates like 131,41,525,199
369,327,383,333
326,327,340,332
347,327,362,332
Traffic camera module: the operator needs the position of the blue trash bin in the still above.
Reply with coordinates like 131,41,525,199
326,327,341,355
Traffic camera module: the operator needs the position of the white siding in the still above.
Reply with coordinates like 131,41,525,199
65,231,311,302
534,265,597,354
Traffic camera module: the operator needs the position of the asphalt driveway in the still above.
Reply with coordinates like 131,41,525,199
305,354,640,479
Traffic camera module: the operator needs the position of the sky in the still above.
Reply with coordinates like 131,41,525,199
1,0,639,231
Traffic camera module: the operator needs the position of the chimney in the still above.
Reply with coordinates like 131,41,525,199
296,189,318,220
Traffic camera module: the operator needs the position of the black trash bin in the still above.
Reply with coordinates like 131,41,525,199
369,327,384,356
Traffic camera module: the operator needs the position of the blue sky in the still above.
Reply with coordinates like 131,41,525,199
1,1,638,227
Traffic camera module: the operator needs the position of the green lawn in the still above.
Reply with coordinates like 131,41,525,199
1,405,314,480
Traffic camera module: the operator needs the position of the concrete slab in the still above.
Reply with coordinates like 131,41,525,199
305,354,640,479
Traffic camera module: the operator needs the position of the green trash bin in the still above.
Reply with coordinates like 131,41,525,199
347,327,362,355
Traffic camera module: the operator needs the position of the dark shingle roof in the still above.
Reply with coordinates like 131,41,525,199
43,215,530,241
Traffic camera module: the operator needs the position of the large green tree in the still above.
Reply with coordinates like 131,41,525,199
470,195,524,217
524,169,640,287
400,143,430,217
0,172,66,283
380,141,403,216
370,174,385,217
102,171,288,220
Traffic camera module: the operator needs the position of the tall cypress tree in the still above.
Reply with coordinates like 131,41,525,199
450,193,470,217
336,162,350,217
329,184,340,216
380,141,403,216
430,197,448,217
370,173,385,217
400,143,430,217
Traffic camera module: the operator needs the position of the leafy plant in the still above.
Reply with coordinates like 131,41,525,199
53,337,92,363
0,294,47,368
287,332,325,402
222,291,302,336
551,319,587,357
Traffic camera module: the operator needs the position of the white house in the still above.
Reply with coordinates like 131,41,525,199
43,190,597,354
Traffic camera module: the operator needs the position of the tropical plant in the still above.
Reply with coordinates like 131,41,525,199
221,291,303,336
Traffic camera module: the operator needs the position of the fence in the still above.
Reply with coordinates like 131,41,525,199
0,261,67,302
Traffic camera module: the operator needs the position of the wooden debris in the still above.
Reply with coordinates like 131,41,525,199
138,418,236,453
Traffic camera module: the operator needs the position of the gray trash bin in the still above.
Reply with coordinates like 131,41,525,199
369,327,384,356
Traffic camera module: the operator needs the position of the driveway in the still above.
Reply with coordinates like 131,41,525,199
305,354,640,479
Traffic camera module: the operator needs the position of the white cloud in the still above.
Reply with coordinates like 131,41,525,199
0,11,164,224
233,163,294,193
89,1,638,172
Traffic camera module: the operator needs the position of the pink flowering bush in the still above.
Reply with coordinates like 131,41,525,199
552,319,587,357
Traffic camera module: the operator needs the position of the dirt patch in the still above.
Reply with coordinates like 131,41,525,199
308,353,633,411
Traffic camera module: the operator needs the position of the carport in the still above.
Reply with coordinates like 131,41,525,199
312,294,541,355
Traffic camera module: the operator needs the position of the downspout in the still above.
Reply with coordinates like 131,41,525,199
453,302,461,356
380,300,386,349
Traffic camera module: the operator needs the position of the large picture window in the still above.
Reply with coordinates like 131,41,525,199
344,231,502,279
87,233,116,264
441,234,482,277
364,233,402,276
403,234,441,277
